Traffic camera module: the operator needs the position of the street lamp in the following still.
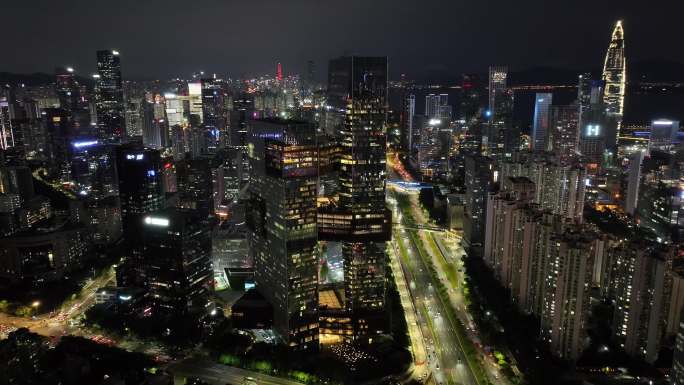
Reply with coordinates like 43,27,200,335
31,301,41,308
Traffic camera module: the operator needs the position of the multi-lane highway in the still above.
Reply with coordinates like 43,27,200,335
387,152,512,385
389,189,476,385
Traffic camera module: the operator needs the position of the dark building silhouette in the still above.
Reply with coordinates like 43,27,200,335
95,50,125,142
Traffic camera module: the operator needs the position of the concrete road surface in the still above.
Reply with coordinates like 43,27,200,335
167,357,304,385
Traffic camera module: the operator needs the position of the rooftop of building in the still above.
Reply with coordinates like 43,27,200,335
319,288,344,309
252,117,309,126
4,215,84,239
506,176,535,185
232,289,271,309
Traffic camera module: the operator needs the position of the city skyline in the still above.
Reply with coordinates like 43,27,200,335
0,4,684,385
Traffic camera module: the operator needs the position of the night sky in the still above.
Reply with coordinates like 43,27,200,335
3,0,682,81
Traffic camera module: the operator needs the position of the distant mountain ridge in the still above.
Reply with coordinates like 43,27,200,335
0,72,92,88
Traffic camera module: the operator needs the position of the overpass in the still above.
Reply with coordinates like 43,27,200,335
393,222,444,233
387,180,432,191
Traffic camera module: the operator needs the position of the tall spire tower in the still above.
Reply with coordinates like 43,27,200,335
602,21,626,132
276,62,283,81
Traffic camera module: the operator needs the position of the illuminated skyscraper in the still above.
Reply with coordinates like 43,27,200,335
276,62,283,81
115,146,165,241
602,21,626,146
246,118,319,350
188,81,204,122
142,208,212,313
532,93,552,152
95,50,126,142
649,119,680,153
461,73,484,124
550,103,579,162
0,97,14,151
487,66,515,153
114,146,165,287
425,94,449,119
55,67,80,114
464,154,493,254
230,95,253,186
141,100,163,149
69,141,122,245
577,76,607,165
176,157,214,217
401,94,415,152
488,66,508,115
201,78,226,153
322,56,391,338
625,150,644,215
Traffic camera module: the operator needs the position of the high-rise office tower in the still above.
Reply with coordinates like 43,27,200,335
602,21,627,145
532,93,553,152
306,60,315,87
401,94,416,152
43,108,74,178
637,174,684,244
201,78,227,153
417,118,444,179
95,50,126,142
230,95,253,186
577,73,593,124
0,97,14,151
164,93,187,128
276,62,283,82
115,146,165,287
125,98,144,138
649,119,680,153
142,208,212,313
188,81,204,123
488,66,508,116
625,150,644,215
176,157,214,217
577,76,607,165
141,100,163,149
487,67,515,154
246,118,319,350
115,146,165,239
464,154,493,254
55,67,80,114
461,73,484,125
425,94,449,119
324,56,391,338
69,140,122,245
550,104,579,163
